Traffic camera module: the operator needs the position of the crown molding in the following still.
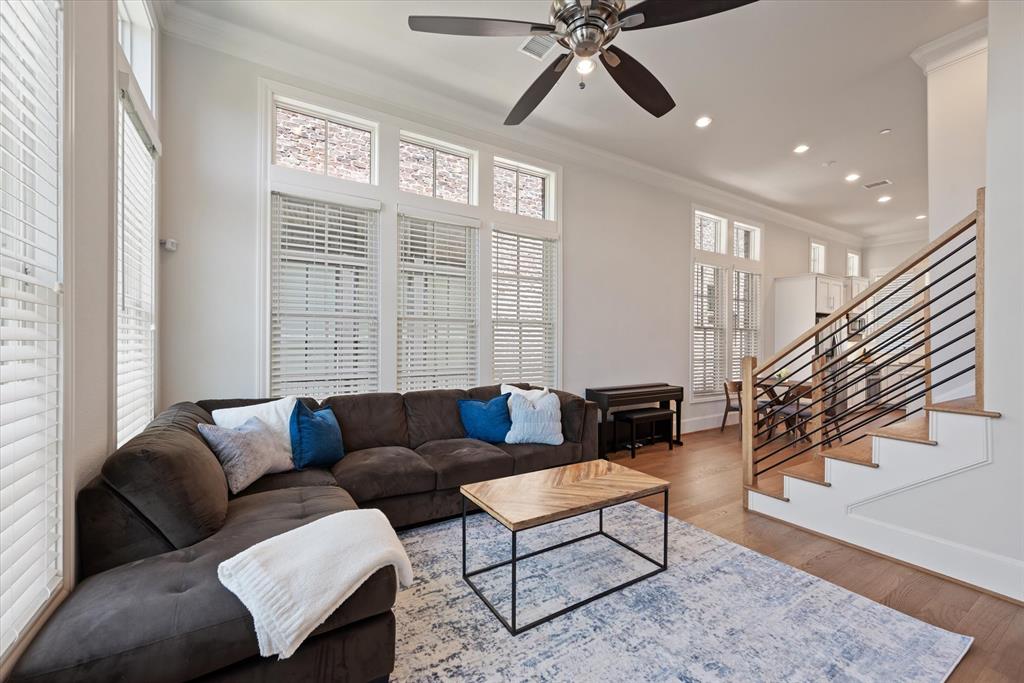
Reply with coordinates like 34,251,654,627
160,1,863,247
911,19,988,75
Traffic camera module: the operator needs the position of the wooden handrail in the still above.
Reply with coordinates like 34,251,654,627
754,207,980,376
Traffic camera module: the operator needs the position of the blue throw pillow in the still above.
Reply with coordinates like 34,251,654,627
458,393,512,444
289,402,345,470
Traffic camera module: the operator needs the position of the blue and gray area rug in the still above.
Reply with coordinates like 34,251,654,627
393,502,971,682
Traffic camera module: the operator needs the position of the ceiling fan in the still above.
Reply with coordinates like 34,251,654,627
408,0,757,125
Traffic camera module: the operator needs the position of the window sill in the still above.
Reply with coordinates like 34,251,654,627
690,393,726,404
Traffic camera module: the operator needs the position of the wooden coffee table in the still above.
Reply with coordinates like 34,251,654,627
460,460,670,635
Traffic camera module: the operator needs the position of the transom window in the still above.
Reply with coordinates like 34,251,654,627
398,136,471,204
733,222,761,260
274,105,373,184
493,161,548,220
694,211,727,254
810,241,827,274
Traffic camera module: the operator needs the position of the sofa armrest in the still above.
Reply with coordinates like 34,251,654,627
580,400,599,460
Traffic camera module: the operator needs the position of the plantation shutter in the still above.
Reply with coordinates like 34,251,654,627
115,96,156,446
731,270,760,380
692,263,726,394
270,193,379,397
491,230,557,386
397,214,478,392
871,271,918,351
0,0,64,657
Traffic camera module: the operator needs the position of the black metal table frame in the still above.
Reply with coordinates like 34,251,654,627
461,489,669,636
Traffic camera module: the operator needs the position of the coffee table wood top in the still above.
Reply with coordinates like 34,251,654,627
460,460,669,531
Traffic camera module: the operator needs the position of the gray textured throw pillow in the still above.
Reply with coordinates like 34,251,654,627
198,417,281,494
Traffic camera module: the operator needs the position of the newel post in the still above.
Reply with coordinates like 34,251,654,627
975,187,986,408
741,356,756,508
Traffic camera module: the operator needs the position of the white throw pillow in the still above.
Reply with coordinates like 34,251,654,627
505,392,564,446
211,396,297,473
500,383,549,403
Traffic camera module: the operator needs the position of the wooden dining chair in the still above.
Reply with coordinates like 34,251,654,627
722,380,772,440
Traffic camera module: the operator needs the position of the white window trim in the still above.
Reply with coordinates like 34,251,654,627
272,97,379,187
689,205,765,401
255,79,564,394
810,239,827,274
398,130,478,206
492,156,557,223
846,249,861,277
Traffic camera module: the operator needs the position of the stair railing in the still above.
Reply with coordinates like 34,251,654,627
742,188,986,503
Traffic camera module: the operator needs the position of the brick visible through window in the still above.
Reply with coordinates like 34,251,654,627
493,163,547,219
274,105,372,184
399,138,470,204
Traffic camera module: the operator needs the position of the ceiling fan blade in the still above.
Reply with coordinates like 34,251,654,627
505,53,574,126
408,16,555,37
599,46,675,118
620,0,757,30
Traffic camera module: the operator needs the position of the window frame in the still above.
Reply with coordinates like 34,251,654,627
272,97,379,186
810,240,827,274
398,131,477,206
733,222,761,261
689,206,765,401
492,157,555,221
846,250,861,277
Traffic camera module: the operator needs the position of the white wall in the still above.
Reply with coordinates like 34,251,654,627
158,33,864,434
863,239,926,278
854,10,1024,598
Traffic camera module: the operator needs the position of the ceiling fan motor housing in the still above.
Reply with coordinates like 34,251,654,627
550,0,625,58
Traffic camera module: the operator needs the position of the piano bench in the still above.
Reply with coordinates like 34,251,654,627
613,407,675,458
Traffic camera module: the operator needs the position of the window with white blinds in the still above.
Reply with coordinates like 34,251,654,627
731,270,761,380
270,193,379,397
0,0,64,658
115,97,156,446
871,271,918,352
692,263,726,395
397,214,478,391
491,230,557,386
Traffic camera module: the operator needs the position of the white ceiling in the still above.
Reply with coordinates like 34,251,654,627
174,0,987,239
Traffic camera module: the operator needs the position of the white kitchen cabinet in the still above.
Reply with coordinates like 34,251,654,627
814,276,845,314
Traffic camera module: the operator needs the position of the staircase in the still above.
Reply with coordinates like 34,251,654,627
740,189,1011,596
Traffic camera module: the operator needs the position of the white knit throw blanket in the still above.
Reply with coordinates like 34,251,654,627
218,508,414,659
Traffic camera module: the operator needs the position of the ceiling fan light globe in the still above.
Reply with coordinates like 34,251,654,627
575,57,596,75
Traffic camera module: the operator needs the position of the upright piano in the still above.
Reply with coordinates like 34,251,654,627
585,383,685,458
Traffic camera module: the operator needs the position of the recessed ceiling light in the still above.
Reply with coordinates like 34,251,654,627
915,214,927,220
793,144,810,154
879,128,893,135
877,195,892,203
695,116,712,128
845,173,861,182
575,57,595,75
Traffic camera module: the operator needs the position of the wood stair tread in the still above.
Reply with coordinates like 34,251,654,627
780,458,829,487
745,477,789,502
820,440,877,468
867,415,936,445
925,396,1001,418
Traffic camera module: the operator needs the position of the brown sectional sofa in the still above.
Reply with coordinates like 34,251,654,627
11,385,598,683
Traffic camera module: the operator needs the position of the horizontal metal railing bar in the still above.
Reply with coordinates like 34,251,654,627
754,365,974,477
754,210,977,376
754,266,977,406
752,300,976,439
753,325,975,448
754,347,975,464
754,227,977,380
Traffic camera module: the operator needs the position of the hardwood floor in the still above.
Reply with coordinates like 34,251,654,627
608,424,1024,682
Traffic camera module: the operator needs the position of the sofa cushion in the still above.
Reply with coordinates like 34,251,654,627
236,468,338,497
466,383,530,401
498,442,583,474
101,402,229,549
415,438,513,489
550,389,587,443
10,487,397,683
320,393,410,451
404,389,468,448
331,446,436,503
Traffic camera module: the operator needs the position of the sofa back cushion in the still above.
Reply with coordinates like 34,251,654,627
320,393,409,451
101,402,229,549
404,389,468,448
